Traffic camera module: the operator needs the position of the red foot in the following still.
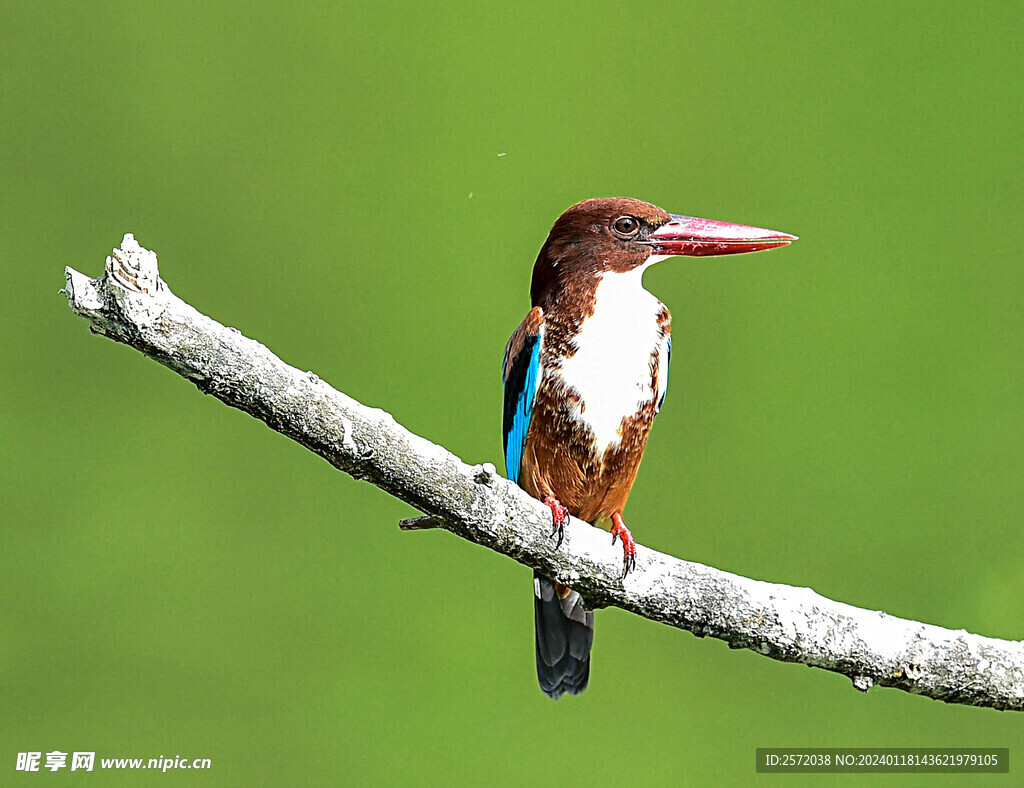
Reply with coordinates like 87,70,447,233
610,512,636,578
543,496,569,548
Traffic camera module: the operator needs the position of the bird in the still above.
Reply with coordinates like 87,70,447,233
502,198,797,699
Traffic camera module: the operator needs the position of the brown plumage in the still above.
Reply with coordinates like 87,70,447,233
517,326,667,525
503,197,796,698
505,198,675,699
513,198,674,526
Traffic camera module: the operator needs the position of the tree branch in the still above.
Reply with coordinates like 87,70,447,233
64,234,1024,711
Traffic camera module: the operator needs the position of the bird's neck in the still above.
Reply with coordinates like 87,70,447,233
587,267,660,321
540,267,662,361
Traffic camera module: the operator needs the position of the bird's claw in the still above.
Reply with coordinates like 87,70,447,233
542,496,569,548
610,513,636,578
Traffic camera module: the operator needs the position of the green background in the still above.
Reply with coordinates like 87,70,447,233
2,1,1021,785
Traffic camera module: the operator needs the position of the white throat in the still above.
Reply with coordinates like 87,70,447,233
554,265,667,455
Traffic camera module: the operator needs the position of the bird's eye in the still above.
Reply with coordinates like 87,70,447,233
613,216,640,236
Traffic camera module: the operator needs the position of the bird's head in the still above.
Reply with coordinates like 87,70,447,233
530,197,796,306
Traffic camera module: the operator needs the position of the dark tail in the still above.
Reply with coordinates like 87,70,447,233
533,571,594,699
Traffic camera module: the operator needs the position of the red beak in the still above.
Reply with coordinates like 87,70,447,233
643,214,798,257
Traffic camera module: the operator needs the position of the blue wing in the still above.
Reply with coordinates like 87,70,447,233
502,307,544,485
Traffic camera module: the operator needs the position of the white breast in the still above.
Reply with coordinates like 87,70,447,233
554,267,668,456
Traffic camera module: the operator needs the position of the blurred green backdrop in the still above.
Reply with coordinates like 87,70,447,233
2,1,1021,785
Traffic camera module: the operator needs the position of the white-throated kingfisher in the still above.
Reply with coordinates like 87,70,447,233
502,198,797,698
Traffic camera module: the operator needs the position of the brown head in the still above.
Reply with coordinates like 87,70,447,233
530,197,796,307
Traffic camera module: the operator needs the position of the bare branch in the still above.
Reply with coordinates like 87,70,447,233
399,515,443,531
64,234,1024,711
